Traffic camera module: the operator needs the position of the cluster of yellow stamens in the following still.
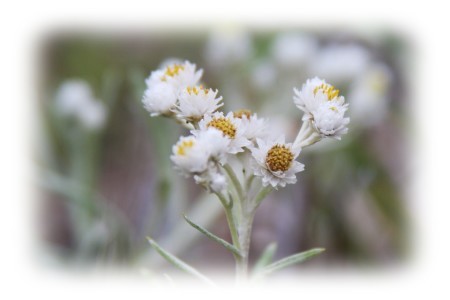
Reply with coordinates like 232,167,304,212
265,144,294,172
176,139,195,156
161,64,185,81
233,109,252,119
186,85,208,95
207,117,236,139
314,83,340,100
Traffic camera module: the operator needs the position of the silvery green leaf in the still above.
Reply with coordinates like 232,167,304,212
183,214,242,258
259,248,325,276
146,237,216,286
252,242,277,274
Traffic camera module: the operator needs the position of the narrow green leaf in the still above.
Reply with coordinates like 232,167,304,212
259,248,325,276
183,214,242,258
146,237,216,286
252,242,278,274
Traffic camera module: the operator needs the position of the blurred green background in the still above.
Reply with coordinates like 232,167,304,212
37,27,411,276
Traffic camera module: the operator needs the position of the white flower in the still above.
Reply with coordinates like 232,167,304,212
142,81,178,116
233,110,269,143
195,112,251,154
194,165,228,193
171,128,230,192
55,79,107,129
142,61,203,116
312,101,350,139
293,77,349,139
170,135,210,176
196,127,230,164
176,85,223,122
171,127,231,177
250,136,304,189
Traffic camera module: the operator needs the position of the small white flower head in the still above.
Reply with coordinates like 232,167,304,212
196,112,251,154
233,109,269,143
170,135,209,176
176,85,223,122
55,79,107,129
196,127,231,164
194,165,228,193
312,101,350,139
251,136,304,189
142,81,178,116
146,60,203,91
294,77,349,139
142,61,203,116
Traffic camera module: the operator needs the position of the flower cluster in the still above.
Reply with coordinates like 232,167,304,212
143,60,349,191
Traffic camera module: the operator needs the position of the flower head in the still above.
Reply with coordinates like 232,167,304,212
171,127,230,176
196,112,251,154
233,109,269,143
176,85,223,122
250,136,304,189
170,135,210,176
142,60,203,116
294,77,349,139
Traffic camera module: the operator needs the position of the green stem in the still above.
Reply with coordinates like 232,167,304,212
252,186,273,211
235,209,255,282
214,192,240,252
245,174,255,193
223,164,244,201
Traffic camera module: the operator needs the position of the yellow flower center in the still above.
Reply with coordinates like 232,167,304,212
207,117,236,139
233,109,252,119
161,64,185,81
176,139,195,156
266,144,294,172
186,85,208,95
314,83,340,100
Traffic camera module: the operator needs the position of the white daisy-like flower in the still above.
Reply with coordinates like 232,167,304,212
250,136,304,189
176,85,223,122
312,101,350,139
233,109,269,143
293,77,349,139
142,81,178,116
196,127,230,165
195,112,251,154
142,61,203,116
170,135,210,176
